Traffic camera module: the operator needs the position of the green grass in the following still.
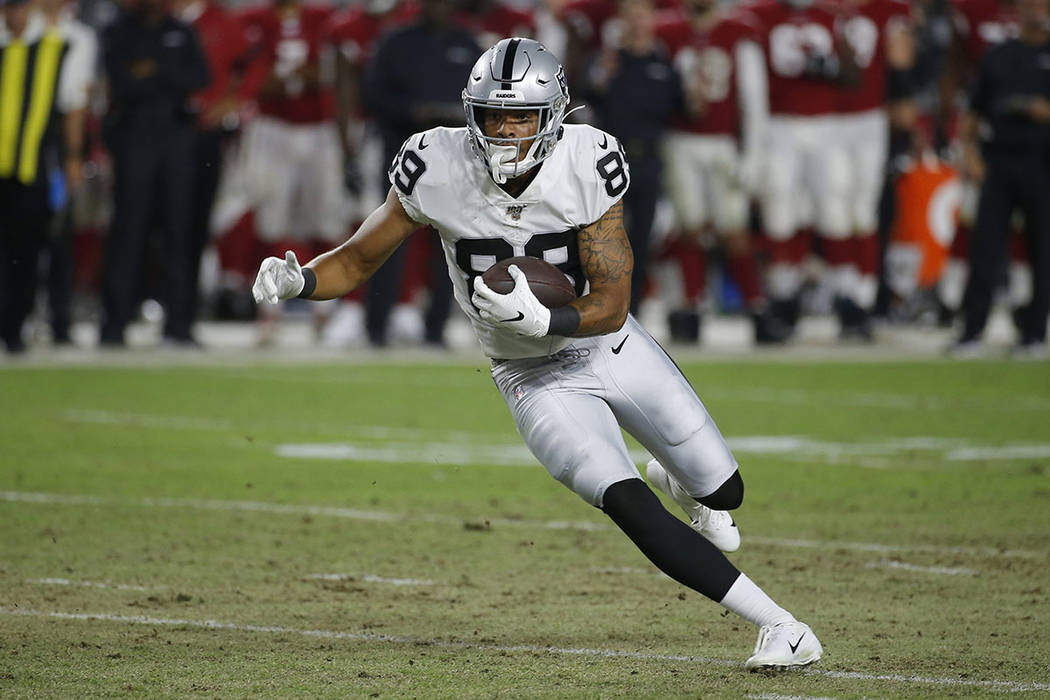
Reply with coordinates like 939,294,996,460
1,359,1049,698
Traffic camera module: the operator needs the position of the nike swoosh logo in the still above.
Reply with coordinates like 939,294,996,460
418,134,429,149
788,633,805,654
498,311,525,323
611,335,629,354
598,134,608,149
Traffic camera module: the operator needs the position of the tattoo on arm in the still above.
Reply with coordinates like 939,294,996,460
573,200,632,334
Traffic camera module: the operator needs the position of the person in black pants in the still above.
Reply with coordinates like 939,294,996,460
99,0,208,347
362,0,481,347
582,0,682,316
952,0,1050,358
0,0,78,354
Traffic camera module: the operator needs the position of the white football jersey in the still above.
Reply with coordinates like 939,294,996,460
389,123,630,359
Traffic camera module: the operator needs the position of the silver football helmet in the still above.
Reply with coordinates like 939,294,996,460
462,38,570,184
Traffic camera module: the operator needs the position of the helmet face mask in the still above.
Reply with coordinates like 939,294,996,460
462,38,569,184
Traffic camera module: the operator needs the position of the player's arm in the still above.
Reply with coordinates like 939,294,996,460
566,199,633,336
252,187,418,303
305,187,419,298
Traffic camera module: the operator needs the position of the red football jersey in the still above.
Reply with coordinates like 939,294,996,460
746,0,844,117
658,10,764,136
560,0,616,51
238,3,336,124
653,6,693,56
952,0,1018,66
838,0,911,113
322,3,418,119
456,3,536,47
184,1,251,125
323,3,417,67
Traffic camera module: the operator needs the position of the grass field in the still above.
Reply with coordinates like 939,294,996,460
2,356,1049,698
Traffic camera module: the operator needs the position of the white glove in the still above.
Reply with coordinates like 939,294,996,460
471,265,551,338
252,250,305,304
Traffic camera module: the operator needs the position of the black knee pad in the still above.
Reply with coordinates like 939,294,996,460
697,470,744,510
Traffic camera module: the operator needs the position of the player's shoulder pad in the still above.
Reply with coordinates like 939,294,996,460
561,123,630,222
389,127,467,222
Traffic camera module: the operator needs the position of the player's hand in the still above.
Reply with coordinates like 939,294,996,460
252,250,305,305
471,265,551,338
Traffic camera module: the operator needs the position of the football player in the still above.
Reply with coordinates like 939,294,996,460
237,0,349,342
253,38,823,670
656,0,789,345
835,0,915,337
745,0,855,333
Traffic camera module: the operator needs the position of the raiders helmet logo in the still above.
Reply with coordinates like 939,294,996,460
506,205,526,221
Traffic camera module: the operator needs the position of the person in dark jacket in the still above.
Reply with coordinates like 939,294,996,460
99,0,209,347
361,0,481,347
950,0,1050,358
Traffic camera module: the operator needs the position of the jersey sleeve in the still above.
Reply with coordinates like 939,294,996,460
388,129,451,225
576,126,630,226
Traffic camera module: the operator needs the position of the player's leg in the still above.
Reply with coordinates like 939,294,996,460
709,142,788,345
809,123,861,338
491,352,821,669
759,120,804,333
593,315,740,551
600,478,822,670
300,123,354,339
251,120,301,346
849,111,889,320
661,133,710,343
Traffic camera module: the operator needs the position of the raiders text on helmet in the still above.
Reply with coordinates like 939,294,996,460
462,38,570,184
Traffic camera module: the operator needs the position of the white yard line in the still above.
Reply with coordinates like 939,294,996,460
25,578,155,591
698,387,1050,414
747,694,843,700
62,409,510,444
61,409,1050,465
1,490,1038,559
2,608,1048,693
304,573,434,586
274,437,1050,468
63,409,233,431
947,446,1050,461
865,560,980,576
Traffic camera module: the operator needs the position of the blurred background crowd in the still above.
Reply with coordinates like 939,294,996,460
1,0,1048,356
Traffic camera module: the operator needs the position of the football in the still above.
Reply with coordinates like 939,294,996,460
481,256,577,308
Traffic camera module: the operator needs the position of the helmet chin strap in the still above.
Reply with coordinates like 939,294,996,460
488,144,518,184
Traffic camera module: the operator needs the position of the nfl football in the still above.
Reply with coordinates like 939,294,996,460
481,256,577,308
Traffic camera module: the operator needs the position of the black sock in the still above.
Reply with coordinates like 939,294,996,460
601,478,740,602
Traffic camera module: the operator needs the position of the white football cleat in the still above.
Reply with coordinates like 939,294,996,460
745,620,823,671
646,459,740,552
